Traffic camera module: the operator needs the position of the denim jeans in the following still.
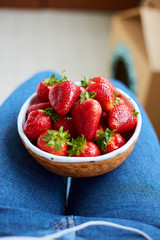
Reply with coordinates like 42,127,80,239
0,71,159,240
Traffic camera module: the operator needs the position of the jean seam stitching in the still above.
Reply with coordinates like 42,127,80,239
52,219,68,230
52,219,75,231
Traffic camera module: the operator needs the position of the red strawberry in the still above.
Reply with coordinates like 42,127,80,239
94,128,125,154
24,110,52,140
81,76,121,97
37,127,70,156
26,102,51,118
99,111,108,125
102,133,125,154
71,91,102,141
89,76,121,97
86,82,114,111
53,116,77,139
93,124,106,141
78,86,86,99
108,103,138,133
37,74,60,102
118,99,126,105
49,81,79,116
66,87,85,116
40,108,60,123
113,91,125,105
68,135,100,157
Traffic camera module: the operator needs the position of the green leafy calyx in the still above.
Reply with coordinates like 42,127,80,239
68,135,86,156
60,70,68,82
43,74,59,85
114,91,122,105
133,109,139,117
43,71,67,86
43,126,70,151
79,91,96,104
41,108,60,123
94,128,115,152
81,76,91,88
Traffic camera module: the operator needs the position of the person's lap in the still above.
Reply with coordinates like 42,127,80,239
0,71,67,215
0,71,69,236
0,71,159,239
68,80,160,228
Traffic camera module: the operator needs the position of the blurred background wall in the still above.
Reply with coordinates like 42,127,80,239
0,0,140,104
0,0,159,138
0,9,112,103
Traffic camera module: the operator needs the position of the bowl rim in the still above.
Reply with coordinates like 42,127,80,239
17,83,142,163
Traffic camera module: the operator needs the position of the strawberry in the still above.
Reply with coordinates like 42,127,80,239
37,74,60,102
24,110,52,140
104,132,125,154
78,86,86,98
118,99,126,105
99,111,108,125
113,91,124,105
40,108,60,123
93,124,106,141
86,81,114,111
71,91,102,141
26,102,51,118
94,128,125,154
108,103,138,133
49,80,79,116
53,116,77,139
37,127,70,156
81,76,121,97
67,86,85,114
68,135,100,157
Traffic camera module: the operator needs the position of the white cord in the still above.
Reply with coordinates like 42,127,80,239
41,220,153,240
0,220,153,240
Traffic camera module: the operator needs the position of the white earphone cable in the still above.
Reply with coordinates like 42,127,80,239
41,220,153,240
0,220,153,240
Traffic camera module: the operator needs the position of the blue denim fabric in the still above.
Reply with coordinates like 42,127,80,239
68,81,160,227
0,71,67,215
0,71,159,239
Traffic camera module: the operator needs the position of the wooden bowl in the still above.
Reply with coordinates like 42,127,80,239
17,83,142,178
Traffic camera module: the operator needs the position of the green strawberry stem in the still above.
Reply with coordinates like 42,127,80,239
81,76,90,88
43,126,71,151
79,91,96,104
43,71,67,86
68,135,86,156
114,91,122,105
94,128,115,152
61,70,67,81
43,74,59,85
41,108,60,123
133,109,139,117
81,76,95,88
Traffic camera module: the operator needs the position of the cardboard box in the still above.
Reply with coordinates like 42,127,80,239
107,6,160,139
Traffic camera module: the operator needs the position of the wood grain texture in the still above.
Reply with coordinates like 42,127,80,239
21,137,137,177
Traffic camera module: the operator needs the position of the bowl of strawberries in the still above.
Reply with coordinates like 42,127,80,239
17,73,142,177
